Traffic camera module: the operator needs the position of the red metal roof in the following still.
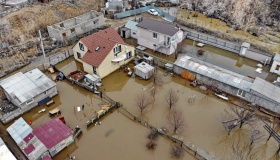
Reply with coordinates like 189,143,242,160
32,118,73,149
80,27,129,67
23,144,35,155
42,154,52,160
23,133,34,143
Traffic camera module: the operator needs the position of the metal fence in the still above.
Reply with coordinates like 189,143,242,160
114,6,175,22
184,30,241,54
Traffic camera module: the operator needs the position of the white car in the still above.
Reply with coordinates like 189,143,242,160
147,9,158,16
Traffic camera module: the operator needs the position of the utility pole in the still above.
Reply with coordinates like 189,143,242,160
38,30,47,64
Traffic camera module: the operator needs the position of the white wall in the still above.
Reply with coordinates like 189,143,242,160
270,60,280,75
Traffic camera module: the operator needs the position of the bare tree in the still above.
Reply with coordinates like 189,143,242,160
168,108,185,133
249,129,263,146
222,103,255,135
266,117,280,141
230,140,259,160
135,92,151,114
146,140,157,150
165,88,179,109
171,144,184,158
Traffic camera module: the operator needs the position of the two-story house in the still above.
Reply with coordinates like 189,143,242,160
136,18,184,55
73,27,135,79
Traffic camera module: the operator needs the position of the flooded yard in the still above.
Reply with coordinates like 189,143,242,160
2,57,279,160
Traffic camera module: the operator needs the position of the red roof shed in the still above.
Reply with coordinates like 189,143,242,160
32,118,73,149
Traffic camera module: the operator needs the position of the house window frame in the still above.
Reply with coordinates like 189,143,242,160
77,52,81,59
79,43,84,51
114,45,122,56
237,89,246,98
26,99,34,105
153,32,157,39
93,66,97,74
126,51,132,59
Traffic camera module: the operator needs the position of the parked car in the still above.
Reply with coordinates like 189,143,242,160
147,9,158,16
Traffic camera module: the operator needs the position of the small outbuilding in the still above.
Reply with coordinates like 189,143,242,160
7,117,49,160
33,118,74,157
84,74,102,86
134,62,155,80
120,20,138,39
270,53,280,75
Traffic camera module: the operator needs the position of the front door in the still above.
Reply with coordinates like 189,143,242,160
122,30,126,38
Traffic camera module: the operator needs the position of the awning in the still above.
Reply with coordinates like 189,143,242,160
38,96,51,106
111,54,126,63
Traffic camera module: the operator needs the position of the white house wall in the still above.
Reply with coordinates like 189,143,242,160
137,27,165,49
73,40,88,64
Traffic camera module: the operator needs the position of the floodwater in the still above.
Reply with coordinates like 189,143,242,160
125,36,269,80
2,57,279,160
181,39,270,79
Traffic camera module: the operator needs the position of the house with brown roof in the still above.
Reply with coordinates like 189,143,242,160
73,27,135,78
136,18,183,55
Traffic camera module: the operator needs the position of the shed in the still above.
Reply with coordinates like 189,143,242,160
7,117,49,160
7,117,33,145
33,118,74,157
121,20,138,39
134,62,155,80
0,68,57,108
84,74,102,86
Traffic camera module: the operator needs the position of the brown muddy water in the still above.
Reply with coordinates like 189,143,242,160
2,57,279,160
125,37,270,79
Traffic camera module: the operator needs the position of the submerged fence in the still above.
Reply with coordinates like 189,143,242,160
118,106,221,160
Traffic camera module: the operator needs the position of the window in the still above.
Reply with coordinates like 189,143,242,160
276,65,280,71
77,52,81,59
133,32,136,35
114,45,122,55
126,51,132,59
153,32,157,38
79,43,84,51
45,90,48,94
26,99,34,105
237,90,246,98
60,23,64,27
93,66,97,74
70,28,75,33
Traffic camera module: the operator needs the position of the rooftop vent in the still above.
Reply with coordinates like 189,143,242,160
95,46,100,51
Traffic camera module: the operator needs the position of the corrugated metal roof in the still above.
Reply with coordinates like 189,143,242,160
33,118,73,149
125,20,138,31
0,68,56,104
136,18,179,36
42,155,52,160
7,117,33,145
174,55,254,91
251,77,280,104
